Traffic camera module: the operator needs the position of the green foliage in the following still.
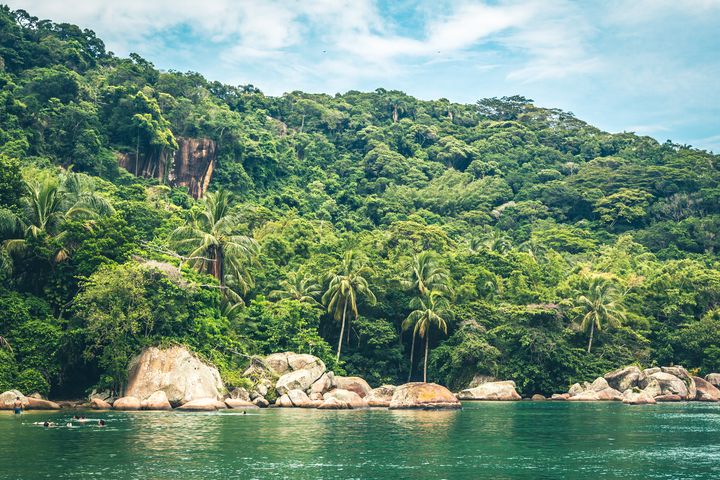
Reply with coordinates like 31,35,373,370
15,368,50,396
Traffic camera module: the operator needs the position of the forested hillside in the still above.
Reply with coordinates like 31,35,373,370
1,6,719,398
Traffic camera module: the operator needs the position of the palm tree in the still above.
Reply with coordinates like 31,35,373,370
322,251,376,361
170,189,258,297
270,272,321,304
403,251,451,381
574,275,626,353
402,290,452,383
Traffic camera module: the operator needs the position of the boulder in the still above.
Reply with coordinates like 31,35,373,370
655,394,684,402
366,385,396,407
287,389,311,407
389,383,461,410
176,398,219,411
640,372,689,399
141,391,172,410
323,389,368,409
550,393,570,401
250,382,270,400
113,396,142,410
275,394,293,408
90,398,112,410
88,389,115,404
641,377,662,398
692,376,720,402
253,397,270,408
643,367,661,376
225,399,259,409
457,381,521,401
243,357,277,382
467,374,498,388
214,400,228,409
705,373,720,388
264,352,292,375
622,389,656,405
287,353,325,372
310,372,335,395
661,366,696,399
125,346,225,406
531,394,546,401
317,397,349,409
26,398,61,410
604,366,643,392
568,388,623,401
588,377,610,392
334,376,372,398
276,364,325,395
229,387,251,402
301,400,324,408
0,390,28,409
309,392,324,401
568,383,584,397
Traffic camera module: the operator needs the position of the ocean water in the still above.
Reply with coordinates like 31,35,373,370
1,401,719,479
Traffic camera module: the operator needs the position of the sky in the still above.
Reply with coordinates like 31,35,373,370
7,0,720,152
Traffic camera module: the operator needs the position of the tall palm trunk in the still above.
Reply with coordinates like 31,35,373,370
587,321,595,354
423,333,429,383
407,330,416,382
336,297,348,362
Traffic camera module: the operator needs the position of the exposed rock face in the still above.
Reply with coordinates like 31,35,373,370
467,374,497,388
90,398,112,410
318,397,349,410
568,383,584,397
622,389,656,405
706,373,720,387
389,383,461,410
605,366,643,392
310,372,335,395
551,393,570,401
588,377,610,392
264,353,292,375
176,398,220,411
287,389,311,407
275,394,293,408
568,388,623,401
366,385,396,407
225,399,258,409
661,366,696,399
640,372,690,399
26,398,61,410
531,394,546,401
0,390,28,409
253,397,270,408
334,376,372,398
655,394,683,402
113,396,142,410
229,387,250,402
141,391,172,411
693,376,720,402
275,360,325,395
457,381,521,401
125,346,225,407
323,389,368,409
117,137,216,199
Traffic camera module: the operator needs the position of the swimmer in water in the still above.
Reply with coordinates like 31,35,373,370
13,397,22,415
43,421,49,427
98,419,105,427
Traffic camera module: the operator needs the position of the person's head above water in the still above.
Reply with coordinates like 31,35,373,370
43,421,49,427
99,419,105,426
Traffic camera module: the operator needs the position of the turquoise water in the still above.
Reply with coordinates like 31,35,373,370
1,401,719,479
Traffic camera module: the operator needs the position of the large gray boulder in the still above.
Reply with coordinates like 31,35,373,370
622,389,656,405
366,385,396,407
457,381,521,401
125,346,225,406
176,398,220,411
604,366,643,392
467,374,497,388
568,387,623,401
276,364,325,395
588,377,610,392
141,390,172,410
693,376,720,402
310,372,335,395
389,383,461,410
113,396,142,410
323,389,368,409
287,389,311,407
264,352,293,375
705,373,720,387
334,376,372,398
640,372,690,399
661,366,696,399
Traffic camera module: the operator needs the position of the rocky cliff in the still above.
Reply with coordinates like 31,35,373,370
117,137,216,198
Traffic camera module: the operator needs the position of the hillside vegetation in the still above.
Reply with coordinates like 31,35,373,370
1,7,719,397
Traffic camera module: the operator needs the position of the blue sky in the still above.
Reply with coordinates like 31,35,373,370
9,0,720,152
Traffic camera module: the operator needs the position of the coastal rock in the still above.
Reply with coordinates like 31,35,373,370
588,377,610,392
113,396,142,410
276,364,325,395
243,357,276,382
389,383,461,410
655,394,683,402
467,374,498,388
705,373,720,387
568,387,623,401
125,346,225,406
141,391,172,410
568,383,584,397
310,372,335,395
622,389,656,405
253,397,270,408
640,372,689,399
287,389,311,407
661,366,696,399
531,394,546,401
309,392,324,401
176,398,219,411
264,352,292,375
26,398,61,410
604,366,643,392
0,390,28,409
334,376,372,398
229,387,251,402
275,394,293,408
692,376,720,402
457,381,521,401
88,389,116,404
643,367,662,376
323,389,368,409
287,353,325,372
317,397,349,409
550,393,570,401
225,399,259,409
90,398,112,409
366,385,396,407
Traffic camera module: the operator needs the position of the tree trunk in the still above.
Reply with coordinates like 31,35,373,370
336,297,348,362
135,128,140,176
587,321,595,354
407,330,416,382
423,333,429,383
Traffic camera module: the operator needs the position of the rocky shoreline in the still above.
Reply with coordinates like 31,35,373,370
3,346,719,412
